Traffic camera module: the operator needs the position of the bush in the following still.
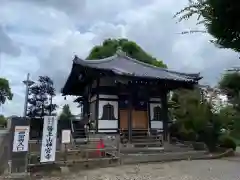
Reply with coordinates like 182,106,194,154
218,135,237,151
177,130,197,141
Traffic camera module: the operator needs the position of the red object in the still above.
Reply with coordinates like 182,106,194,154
96,139,105,157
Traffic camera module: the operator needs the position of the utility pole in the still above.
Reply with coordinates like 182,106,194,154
23,73,34,118
22,73,35,173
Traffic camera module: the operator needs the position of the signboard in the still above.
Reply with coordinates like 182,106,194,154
40,116,58,163
12,126,30,152
61,130,71,144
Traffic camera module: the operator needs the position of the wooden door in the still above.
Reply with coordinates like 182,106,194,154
120,110,128,130
132,110,148,129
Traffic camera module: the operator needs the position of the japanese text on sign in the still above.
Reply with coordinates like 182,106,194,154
40,116,58,163
12,126,30,152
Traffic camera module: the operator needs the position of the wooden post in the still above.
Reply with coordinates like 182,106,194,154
128,95,132,143
147,100,151,136
24,152,28,173
83,148,89,168
116,135,121,164
161,90,168,141
64,144,67,162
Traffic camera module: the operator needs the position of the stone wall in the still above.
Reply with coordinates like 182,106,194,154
0,130,11,174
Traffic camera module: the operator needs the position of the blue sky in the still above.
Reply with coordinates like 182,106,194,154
0,0,239,116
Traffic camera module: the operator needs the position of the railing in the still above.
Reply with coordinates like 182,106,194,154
27,131,121,172
1,125,204,176
17,128,166,173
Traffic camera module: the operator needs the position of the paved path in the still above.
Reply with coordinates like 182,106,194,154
39,159,240,180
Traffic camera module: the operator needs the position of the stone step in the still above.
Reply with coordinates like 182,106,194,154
134,144,162,148
131,137,162,141
131,136,162,141
132,140,163,145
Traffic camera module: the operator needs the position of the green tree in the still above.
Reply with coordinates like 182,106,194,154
0,77,13,106
170,88,224,151
87,38,167,68
174,0,240,53
217,105,237,132
59,104,73,121
171,89,211,139
218,72,240,139
27,76,57,118
219,72,240,109
0,115,7,128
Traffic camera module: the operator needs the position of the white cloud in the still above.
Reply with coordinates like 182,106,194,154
0,26,20,59
0,0,239,116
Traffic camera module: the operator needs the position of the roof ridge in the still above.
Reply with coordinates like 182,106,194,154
122,53,200,78
73,55,117,64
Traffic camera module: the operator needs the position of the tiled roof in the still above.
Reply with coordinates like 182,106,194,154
73,49,201,82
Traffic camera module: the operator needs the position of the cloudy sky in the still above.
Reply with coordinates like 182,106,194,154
0,0,239,116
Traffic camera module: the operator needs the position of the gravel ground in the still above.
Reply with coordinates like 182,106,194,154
37,159,240,180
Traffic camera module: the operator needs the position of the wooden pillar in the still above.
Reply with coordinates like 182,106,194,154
117,83,121,133
128,94,132,142
147,101,151,132
83,97,88,117
95,78,100,132
161,90,168,141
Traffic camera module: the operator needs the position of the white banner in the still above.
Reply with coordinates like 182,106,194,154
61,130,71,144
12,126,30,152
40,116,58,163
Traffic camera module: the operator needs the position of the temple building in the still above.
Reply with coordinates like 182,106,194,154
62,48,202,141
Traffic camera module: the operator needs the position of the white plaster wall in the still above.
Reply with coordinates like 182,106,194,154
98,100,118,132
98,100,118,119
151,121,163,129
150,103,163,129
98,120,118,132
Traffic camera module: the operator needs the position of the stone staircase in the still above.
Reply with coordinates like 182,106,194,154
122,130,163,148
70,120,88,147
71,120,86,139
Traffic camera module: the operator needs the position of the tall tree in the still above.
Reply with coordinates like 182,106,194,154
87,38,167,68
59,104,73,121
174,0,240,53
0,77,13,106
0,115,7,127
27,76,57,118
171,88,211,139
219,72,240,109
170,88,226,151
218,72,240,138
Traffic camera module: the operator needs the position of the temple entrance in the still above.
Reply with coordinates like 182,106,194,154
120,109,148,130
120,110,128,130
132,110,148,129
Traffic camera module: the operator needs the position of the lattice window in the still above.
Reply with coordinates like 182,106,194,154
153,106,162,121
101,103,116,120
